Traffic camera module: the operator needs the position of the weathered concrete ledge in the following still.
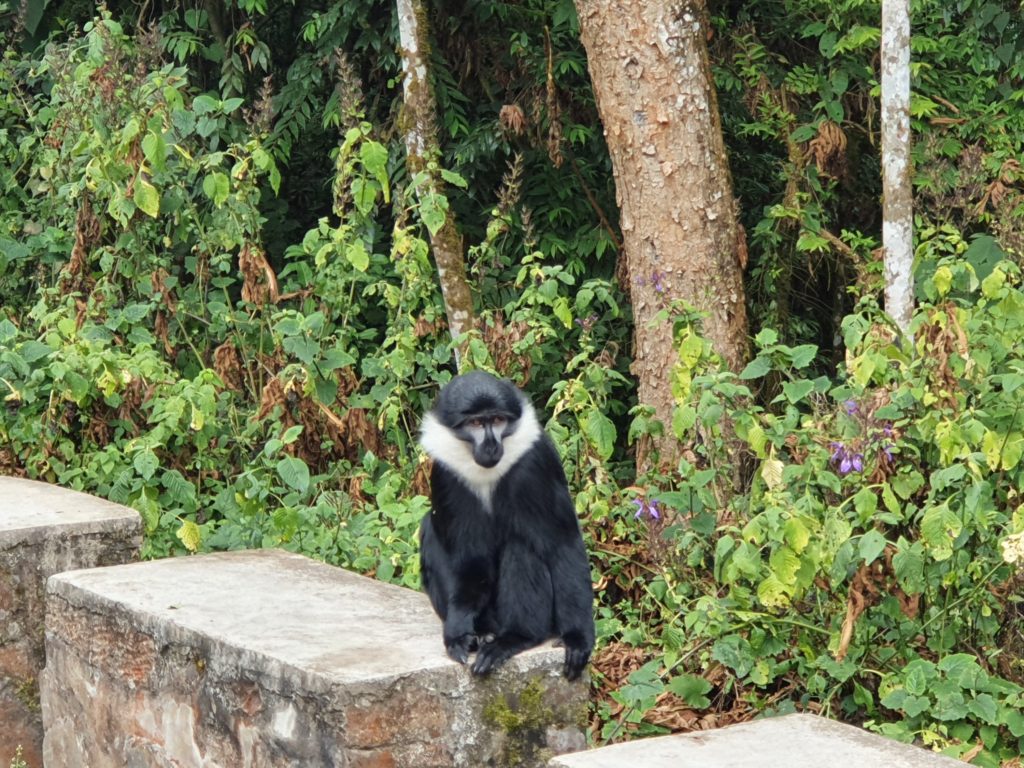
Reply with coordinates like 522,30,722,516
0,476,141,768
548,712,966,767
41,548,588,767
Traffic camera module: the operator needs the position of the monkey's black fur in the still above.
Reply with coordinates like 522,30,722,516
419,372,594,680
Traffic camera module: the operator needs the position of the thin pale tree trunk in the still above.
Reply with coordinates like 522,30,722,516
575,0,749,469
881,0,914,332
396,0,475,364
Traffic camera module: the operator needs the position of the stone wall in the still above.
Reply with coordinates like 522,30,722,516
42,549,587,767
0,476,141,768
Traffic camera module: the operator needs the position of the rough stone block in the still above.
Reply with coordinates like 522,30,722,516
548,712,966,767
0,476,141,768
41,549,588,767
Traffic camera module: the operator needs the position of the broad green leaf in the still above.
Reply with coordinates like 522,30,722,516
346,240,370,272
419,193,447,235
789,344,818,368
853,486,877,520
553,297,573,329
360,141,390,200
739,356,771,380
161,469,196,504
19,340,52,363
711,635,755,677
203,172,230,206
282,334,319,365
133,448,159,481
142,131,167,172
881,483,901,517
921,504,962,561
782,379,814,403
352,177,379,215
901,695,931,718
193,93,219,114
892,540,925,593
858,529,888,565
967,693,998,724
321,348,356,371
584,411,616,462
667,674,712,708
276,456,310,494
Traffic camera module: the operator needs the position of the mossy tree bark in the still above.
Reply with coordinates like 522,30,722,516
881,0,914,333
396,0,475,365
574,0,749,468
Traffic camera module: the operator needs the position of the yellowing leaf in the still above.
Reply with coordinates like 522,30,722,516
176,519,201,553
762,455,784,490
784,517,811,553
133,178,160,218
757,573,791,608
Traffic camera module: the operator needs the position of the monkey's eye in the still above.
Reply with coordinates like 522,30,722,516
492,416,507,429
468,417,483,428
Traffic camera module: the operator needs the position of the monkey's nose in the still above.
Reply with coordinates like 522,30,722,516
474,446,503,468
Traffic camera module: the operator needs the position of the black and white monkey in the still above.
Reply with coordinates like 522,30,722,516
419,371,595,680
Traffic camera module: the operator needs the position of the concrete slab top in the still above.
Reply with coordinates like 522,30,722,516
47,548,559,688
549,714,966,767
0,476,140,545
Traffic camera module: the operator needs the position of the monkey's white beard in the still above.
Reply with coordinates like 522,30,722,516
420,404,542,509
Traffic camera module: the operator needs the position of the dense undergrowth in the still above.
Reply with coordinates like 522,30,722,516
1,1,1023,764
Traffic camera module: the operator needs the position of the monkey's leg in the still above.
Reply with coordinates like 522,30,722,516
470,541,553,676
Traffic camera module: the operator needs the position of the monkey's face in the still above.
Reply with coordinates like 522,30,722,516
455,414,514,468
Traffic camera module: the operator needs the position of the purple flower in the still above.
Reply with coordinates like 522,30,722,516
632,497,662,520
844,399,858,416
881,443,894,461
831,441,863,475
652,271,665,293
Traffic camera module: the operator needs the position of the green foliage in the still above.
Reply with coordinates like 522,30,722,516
2,0,1024,760
595,252,1024,760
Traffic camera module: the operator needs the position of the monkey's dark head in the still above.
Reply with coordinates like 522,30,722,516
421,371,541,486
432,372,523,468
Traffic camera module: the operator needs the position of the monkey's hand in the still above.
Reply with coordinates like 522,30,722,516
561,633,592,681
444,633,477,665
470,640,516,676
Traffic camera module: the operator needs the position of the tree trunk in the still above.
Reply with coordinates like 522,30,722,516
881,0,914,332
574,0,749,466
396,0,475,365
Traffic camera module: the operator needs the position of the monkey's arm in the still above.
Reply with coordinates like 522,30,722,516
421,466,495,664
550,526,595,680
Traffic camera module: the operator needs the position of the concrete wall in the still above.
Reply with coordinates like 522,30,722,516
548,713,967,768
0,476,141,768
41,549,588,767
